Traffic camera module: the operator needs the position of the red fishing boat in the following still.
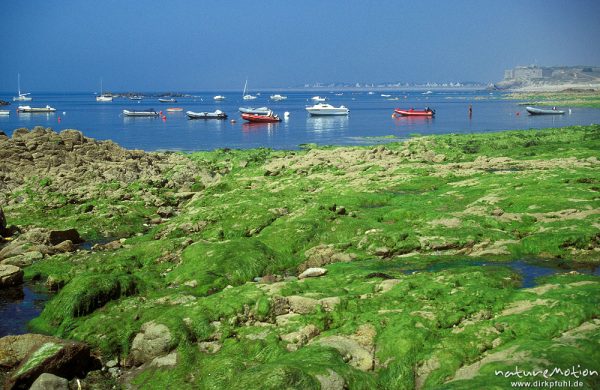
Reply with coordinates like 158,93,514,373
241,112,281,123
393,107,435,117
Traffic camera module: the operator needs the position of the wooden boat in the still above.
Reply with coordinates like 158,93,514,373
186,110,227,119
166,107,183,112
159,98,177,103
525,106,565,115
393,108,435,117
241,112,281,123
239,106,271,115
122,109,159,117
17,105,56,113
0,99,10,106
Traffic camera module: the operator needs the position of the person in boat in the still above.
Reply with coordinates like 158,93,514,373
425,106,431,112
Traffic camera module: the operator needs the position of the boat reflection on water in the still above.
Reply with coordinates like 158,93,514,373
241,121,278,135
306,115,349,133
392,115,434,132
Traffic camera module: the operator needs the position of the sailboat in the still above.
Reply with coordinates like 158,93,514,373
96,79,113,102
13,73,32,102
242,79,257,100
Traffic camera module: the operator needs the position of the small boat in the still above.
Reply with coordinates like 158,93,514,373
422,90,433,95
239,106,271,115
311,96,326,102
166,107,183,112
214,95,226,101
367,91,375,95
241,112,281,123
96,79,113,102
122,109,159,117
242,79,257,100
0,99,10,106
525,106,565,115
17,105,56,113
186,110,228,119
306,103,349,116
0,110,10,116
393,107,435,117
13,74,32,102
159,98,177,103
381,94,391,98
270,94,287,101
129,95,143,100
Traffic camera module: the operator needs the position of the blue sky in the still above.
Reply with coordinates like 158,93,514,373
1,0,599,92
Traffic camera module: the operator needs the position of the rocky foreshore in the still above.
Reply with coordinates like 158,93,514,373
0,125,599,389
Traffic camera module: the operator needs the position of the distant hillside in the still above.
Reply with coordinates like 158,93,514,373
497,65,600,91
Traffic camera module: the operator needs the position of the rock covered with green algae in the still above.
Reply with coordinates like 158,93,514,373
1,125,599,389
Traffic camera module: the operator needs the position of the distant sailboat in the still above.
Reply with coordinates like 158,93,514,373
13,73,32,102
96,79,113,102
242,79,257,100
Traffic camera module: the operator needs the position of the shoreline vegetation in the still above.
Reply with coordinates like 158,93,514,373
505,89,600,109
0,125,599,389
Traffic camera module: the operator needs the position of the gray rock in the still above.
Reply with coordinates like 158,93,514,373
29,373,69,390
0,264,23,287
298,267,328,279
53,239,75,253
315,369,346,390
130,321,173,365
312,335,374,371
149,351,178,367
287,295,319,314
156,206,174,218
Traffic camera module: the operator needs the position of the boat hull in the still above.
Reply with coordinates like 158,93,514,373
525,106,565,115
306,108,349,116
123,109,159,117
241,113,281,123
186,111,228,119
394,109,434,117
239,107,271,115
0,110,10,116
17,105,56,113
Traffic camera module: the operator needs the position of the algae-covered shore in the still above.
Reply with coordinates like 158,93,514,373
0,125,599,389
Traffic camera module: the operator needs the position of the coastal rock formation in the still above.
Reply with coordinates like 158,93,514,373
3,337,96,390
0,264,23,287
129,321,174,366
29,373,68,390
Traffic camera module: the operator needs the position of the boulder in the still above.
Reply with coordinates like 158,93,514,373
53,240,75,253
315,369,346,390
29,373,68,390
0,264,23,288
312,335,373,371
130,321,173,365
6,339,96,390
298,267,327,279
48,229,82,246
280,324,320,350
0,334,58,368
287,296,319,314
149,351,177,368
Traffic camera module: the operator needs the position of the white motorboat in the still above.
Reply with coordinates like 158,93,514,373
0,110,10,116
17,105,56,113
214,95,226,101
122,109,159,117
311,96,326,102
239,106,271,115
270,94,287,101
158,98,177,103
381,94,391,97
96,79,113,102
129,95,143,100
306,103,349,116
186,109,228,119
13,74,32,102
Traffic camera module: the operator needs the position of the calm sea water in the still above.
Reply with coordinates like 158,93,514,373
1,90,599,151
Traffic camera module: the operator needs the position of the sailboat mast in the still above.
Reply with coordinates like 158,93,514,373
17,73,21,95
243,78,248,98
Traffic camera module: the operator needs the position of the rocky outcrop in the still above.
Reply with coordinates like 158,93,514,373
3,337,97,390
0,127,204,196
0,264,23,288
297,244,355,273
29,373,68,390
129,321,174,366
